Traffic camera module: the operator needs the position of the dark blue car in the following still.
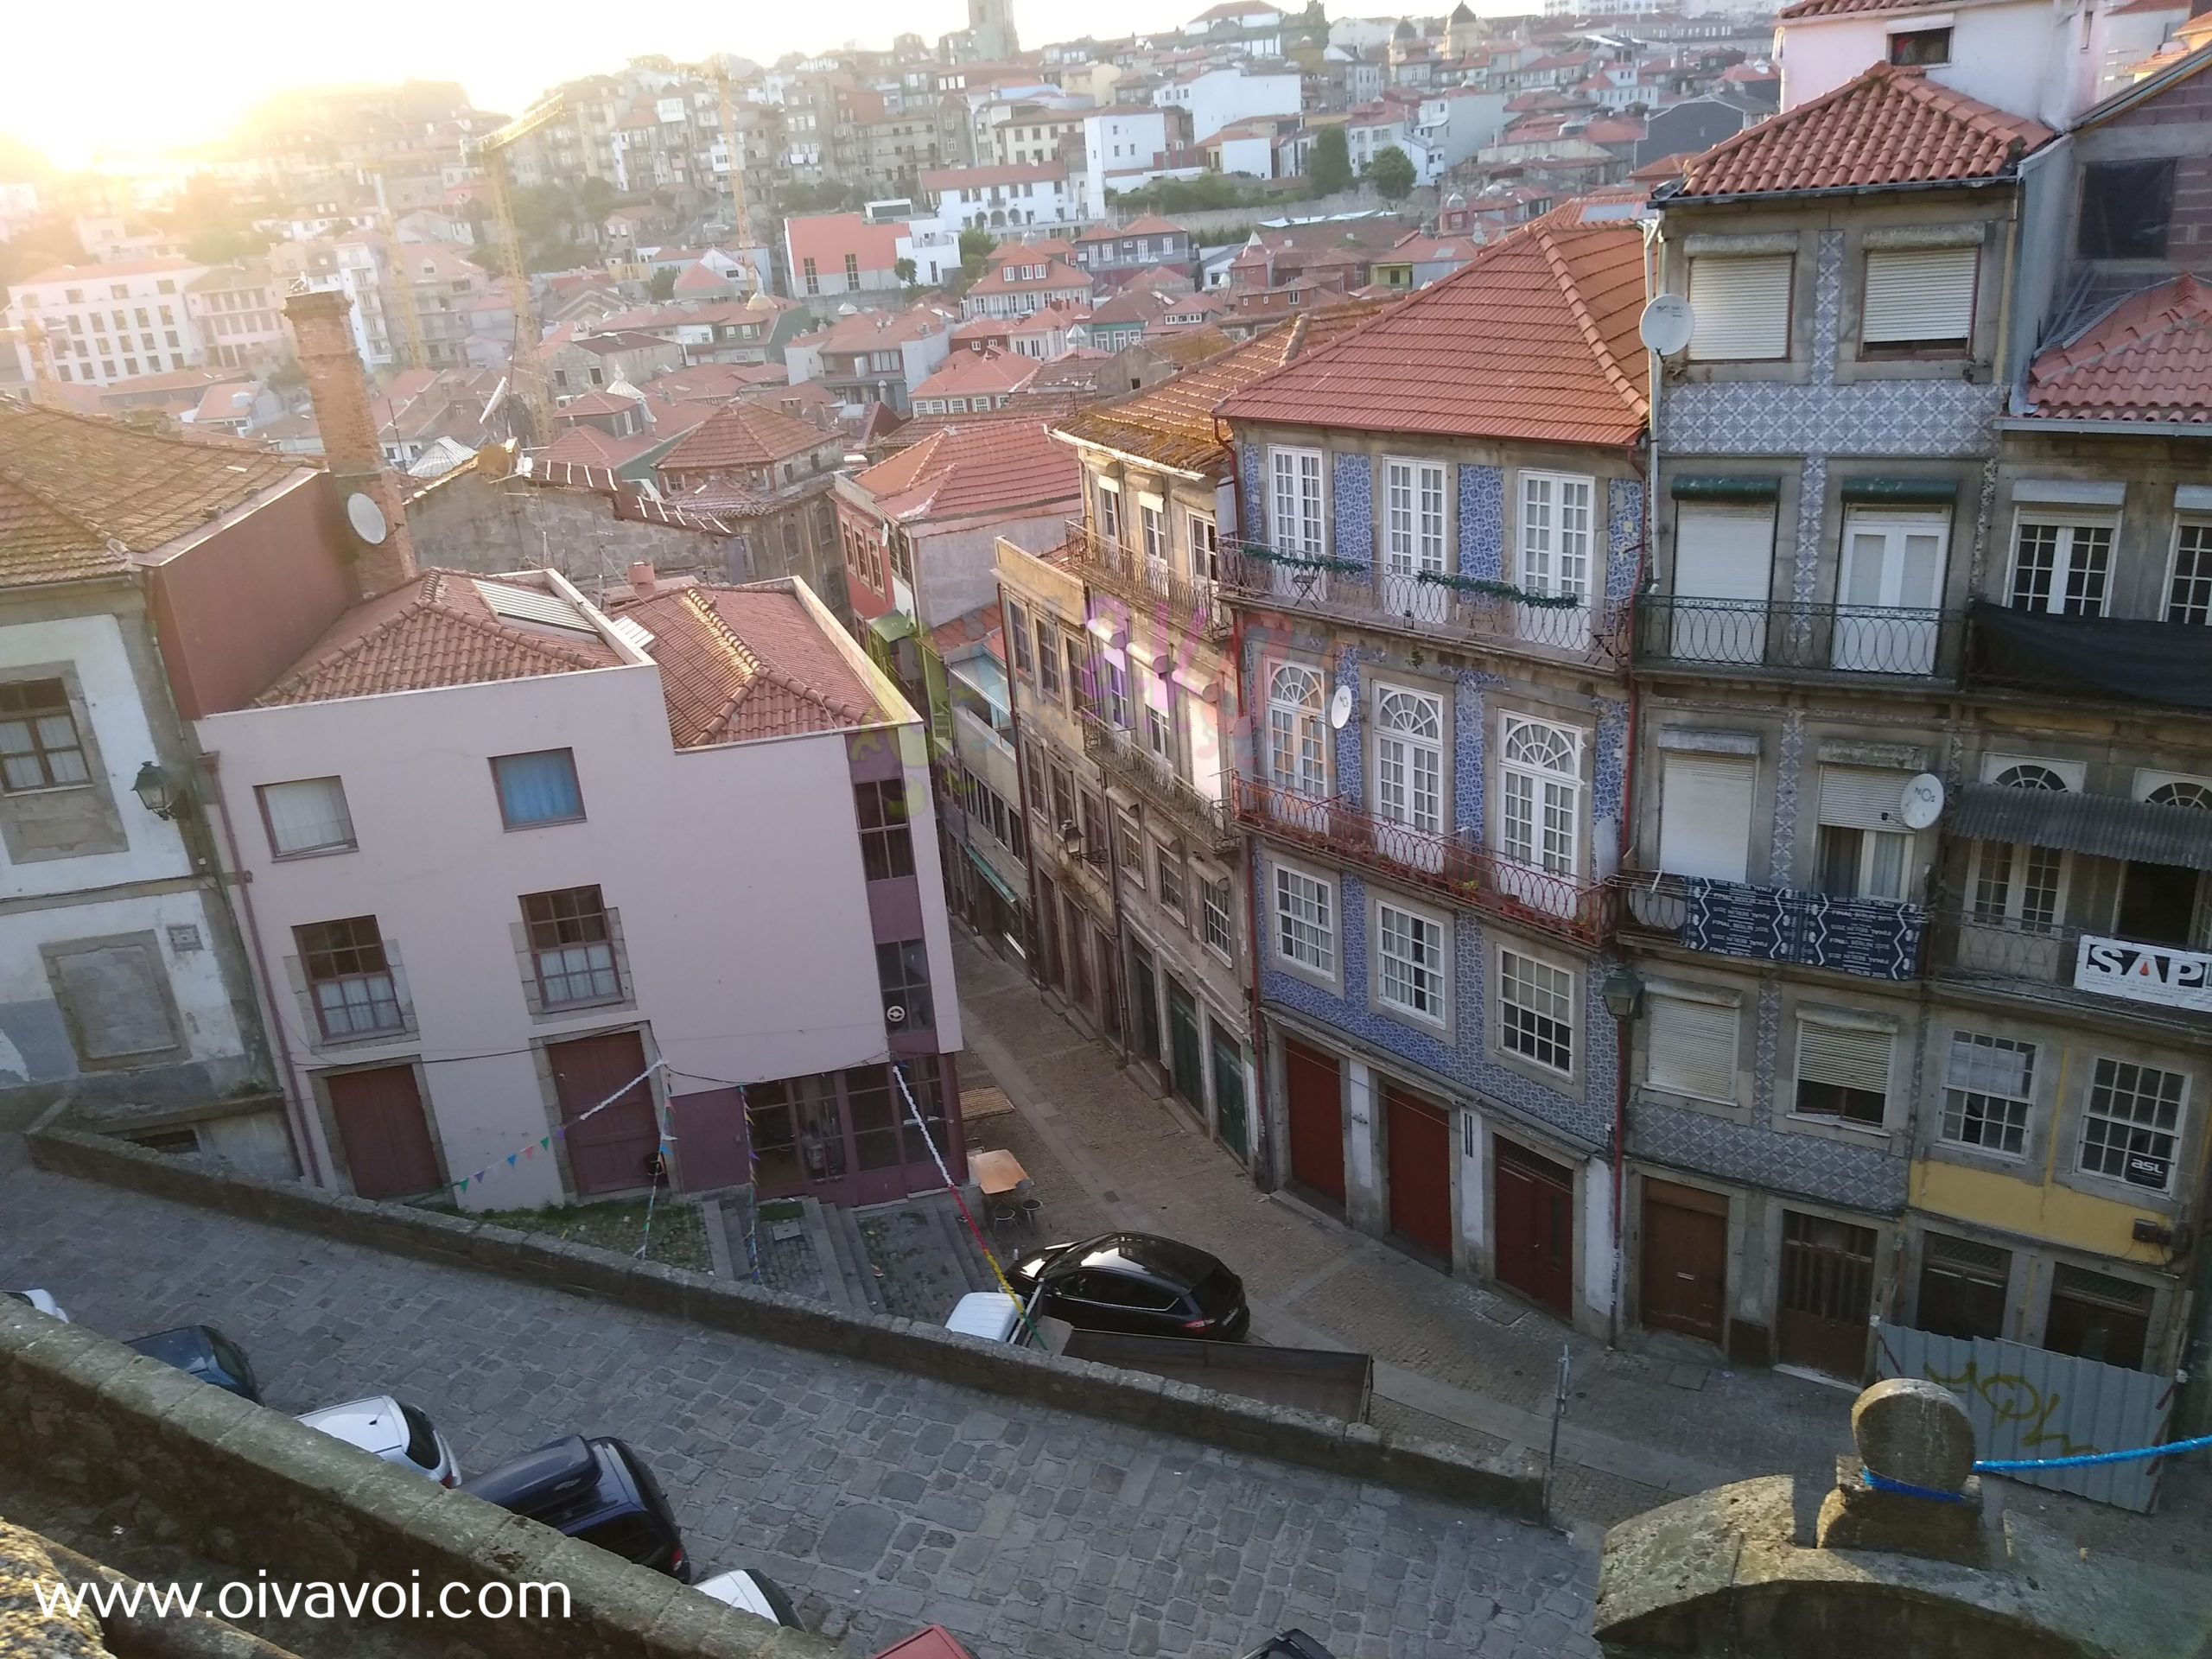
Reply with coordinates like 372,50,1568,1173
124,1325,261,1403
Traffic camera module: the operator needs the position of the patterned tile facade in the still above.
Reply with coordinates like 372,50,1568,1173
1768,709,1804,885
1239,441,1264,541
1334,452,1373,570
1605,478,1643,600
1629,1094,1909,1213
1261,855,1615,1149
1457,462,1505,582
1751,976,1781,1119
1594,697,1628,830
1660,379,2005,457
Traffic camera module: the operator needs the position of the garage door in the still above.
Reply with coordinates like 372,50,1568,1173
1384,1086,1452,1260
548,1030,662,1196
1495,1140,1574,1317
326,1065,440,1200
1283,1038,1344,1204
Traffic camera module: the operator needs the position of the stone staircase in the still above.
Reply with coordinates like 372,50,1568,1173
798,1190,1000,1323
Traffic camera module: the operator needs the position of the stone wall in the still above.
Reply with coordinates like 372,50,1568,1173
0,1303,831,1659
27,1127,1543,1521
405,470,734,597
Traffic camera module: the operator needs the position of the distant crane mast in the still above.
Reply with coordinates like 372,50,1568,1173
713,68,760,295
372,169,430,373
477,96,570,447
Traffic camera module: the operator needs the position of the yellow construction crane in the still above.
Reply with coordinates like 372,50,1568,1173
712,69,760,294
478,96,569,446
371,169,430,373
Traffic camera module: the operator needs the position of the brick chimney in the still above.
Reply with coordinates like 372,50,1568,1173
284,286,417,601
627,560,657,598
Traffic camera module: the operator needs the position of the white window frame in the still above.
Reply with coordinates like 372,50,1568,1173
2077,1057,2187,1193
1201,874,1234,960
1268,445,1325,558
1096,475,1122,546
2005,512,2115,618
257,776,358,860
2167,518,2212,626
1980,753,2084,791
1273,861,1337,982
1967,838,2067,934
1939,1030,2036,1160
1497,945,1575,1077
1382,457,1448,578
1373,682,1446,836
1499,714,1583,876
1373,893,1450,1031
2136,768,2212,811
1266,661,1328,798
1517,470,1594,607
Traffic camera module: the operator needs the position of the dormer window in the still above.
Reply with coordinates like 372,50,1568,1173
1888,26,1951,65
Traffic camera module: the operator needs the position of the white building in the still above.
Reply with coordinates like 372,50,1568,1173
3,257,209,386
1083,107,1177,216
1415,86,1513,170
195,565,969,1211
919,163,1080,233
1155,66,1303,143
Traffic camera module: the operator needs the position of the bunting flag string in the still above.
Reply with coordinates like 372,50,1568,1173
444,1061,666,1198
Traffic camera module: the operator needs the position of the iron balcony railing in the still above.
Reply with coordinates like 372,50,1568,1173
1928,909,2075,991
1236,776,1613,946
1218,542,1625,664
1614,868,1925,982
1079,712,1236,852
1061,520,1230,643
1634,594,1964,681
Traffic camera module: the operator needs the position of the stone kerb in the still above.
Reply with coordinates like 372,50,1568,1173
26,1127,1543,1520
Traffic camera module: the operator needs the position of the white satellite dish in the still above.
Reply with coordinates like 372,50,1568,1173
1328,683,1353,730
345,491,388,545
1898,772,1945,830
1639,294,1695,357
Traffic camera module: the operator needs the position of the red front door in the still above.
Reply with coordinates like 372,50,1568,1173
1283,1038,1344,1204
326,1065,440,1200
1495,1140,1574,1317
1385,1085,1452,1260
548,1030,661,1196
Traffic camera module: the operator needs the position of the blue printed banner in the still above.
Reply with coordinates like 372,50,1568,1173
1681,878,1923,981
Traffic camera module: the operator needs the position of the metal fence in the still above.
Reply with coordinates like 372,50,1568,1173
1636,594,1963,679
1062,521,1230,642
1875,1325,2177,1511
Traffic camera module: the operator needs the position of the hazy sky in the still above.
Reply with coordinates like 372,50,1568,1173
10,0,1236,168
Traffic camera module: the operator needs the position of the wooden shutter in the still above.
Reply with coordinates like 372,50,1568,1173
1673,503,1776,603
1796,1020,1891,1096
1817,766,1903,831
1657,753,1755,881
1648,994,1738,1103
1862,246,1977,345
1687,254,1792,361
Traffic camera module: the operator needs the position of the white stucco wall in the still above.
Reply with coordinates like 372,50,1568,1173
1777,1,2075,127
199,649,957,1209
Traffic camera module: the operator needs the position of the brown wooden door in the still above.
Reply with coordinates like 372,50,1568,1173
1385,1086,1452,1260
326,1065,440,1200
1640,1179,1727,1341
548,1030,661,1196
1495,1140,1574,1317
1283,1038,1344,1204
1777,1210,1877,1379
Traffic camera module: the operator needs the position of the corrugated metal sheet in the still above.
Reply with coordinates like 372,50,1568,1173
1951,782,2212,870
1876,1325,2176,1511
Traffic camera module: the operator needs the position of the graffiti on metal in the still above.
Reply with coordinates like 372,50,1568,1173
1876,1325,2174,1514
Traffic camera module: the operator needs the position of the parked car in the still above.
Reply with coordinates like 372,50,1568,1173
872,1627,976,1659
1239,1632,1338,1659
463,1434,689,1580
693,1567,803,1628
944,1291,1039,1345
3,1289,67,1321
1004,1233,1249,1340
124,1326,260,1402
299,1396,461,1487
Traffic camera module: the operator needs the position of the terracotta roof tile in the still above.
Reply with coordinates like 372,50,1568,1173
2025,274,2212,425
657,400,831,473
1217,210,1649,448
0,400,312,590
256,570,623,705
912,350,1042,402
855,422,1081,524
629,584,880,745
1057,302,1390,474
1669,63,2051,200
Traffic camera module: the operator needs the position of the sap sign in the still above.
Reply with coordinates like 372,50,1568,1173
2075,936,2212,1013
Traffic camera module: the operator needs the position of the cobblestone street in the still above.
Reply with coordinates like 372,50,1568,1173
950,933,2212,1567
0,1135,1597,1659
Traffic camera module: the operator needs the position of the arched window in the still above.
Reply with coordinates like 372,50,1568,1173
1993,763,2069,791
1267,664,1325,800
1502,715,1582,874
2148,780,2212,812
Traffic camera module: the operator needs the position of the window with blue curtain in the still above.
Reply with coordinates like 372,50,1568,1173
492,749,584,829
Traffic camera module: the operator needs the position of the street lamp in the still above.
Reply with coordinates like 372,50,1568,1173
1600,965,1644,1023
132,760,184,821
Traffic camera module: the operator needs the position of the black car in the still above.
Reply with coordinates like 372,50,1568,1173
463,1435,690,1581
124,1326,261,1402
1240,1632,1338,1659
1005,1233,1249,1340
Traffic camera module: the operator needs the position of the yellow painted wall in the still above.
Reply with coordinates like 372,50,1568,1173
1910,1158,2161,1260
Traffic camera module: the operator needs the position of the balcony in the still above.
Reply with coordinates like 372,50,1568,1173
1634,594,1964,683
1615,869,1924,981
1236,776,1612,946
1931,911,2212,1019
1080,712,1236,854
1061,521,1230,643
1962,601,2212,711
1220,543,1624,664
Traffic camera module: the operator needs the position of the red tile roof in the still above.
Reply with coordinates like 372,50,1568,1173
2025,274,2212,425
1668,63,2051,200
1217,209,1649,448
853,421,1081,526
657,400,832,474
537,424,670,469
912,349,1042,402
628,583,881,744
795,302,955,353
783,212,902,274
1058,302,1390,474
256,570,623,706
1777,0,1950,16
920,162,1065,190
0,401,311,589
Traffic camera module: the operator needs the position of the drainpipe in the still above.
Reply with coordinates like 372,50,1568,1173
200,752,323,1186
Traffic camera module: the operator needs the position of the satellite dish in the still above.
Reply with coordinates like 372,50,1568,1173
1639,294,1695,357
1898,772,1945,830
345,492,388,545
1328,683,1353,730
